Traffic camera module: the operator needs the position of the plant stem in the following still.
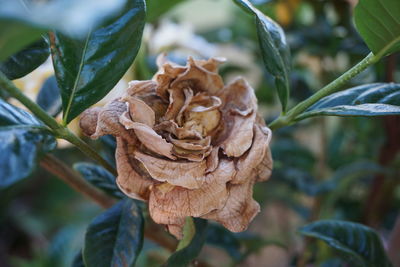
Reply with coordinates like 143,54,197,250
0,71,116,176
41,154,116,208
269,52,379,130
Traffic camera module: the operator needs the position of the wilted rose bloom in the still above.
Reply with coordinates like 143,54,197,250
80,56,273,239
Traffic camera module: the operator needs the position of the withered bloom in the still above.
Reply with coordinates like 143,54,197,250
80,56,273,239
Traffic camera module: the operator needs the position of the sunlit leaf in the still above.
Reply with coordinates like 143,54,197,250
234,0,291,111
0,99,56,188
36,76,62,117
74,162,123,199
298,83,400,120
354,0,400,58
299,220,392,267
51,0,146,124
84,199,143,267
0,37,49,79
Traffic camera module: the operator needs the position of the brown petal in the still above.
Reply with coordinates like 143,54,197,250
176,88,194,125
206,147,219,173
121,119,176,160
126,80,157,97
155,120,202,140
189,95,222,112
115,138,155,201
172,145,212,162
196,57,226,73
120,96,155,127
168,135,211,151
80,107,101,137
216,77,258,157
134,150,207,189
184,109,221,137
170,57,224,95
148,159,235,227
202,179,260,233
81,99,135,142
154,58,187,101
231,125,273,184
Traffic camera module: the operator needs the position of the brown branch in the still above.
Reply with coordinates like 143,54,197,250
388,215,400,266
40,154,178,251
40,154,116,208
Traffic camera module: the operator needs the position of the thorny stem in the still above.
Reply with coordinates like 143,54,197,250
269,52,379,130
0,70,116,176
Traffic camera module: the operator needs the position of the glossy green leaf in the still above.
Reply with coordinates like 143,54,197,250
354,0,400,58
0,99,56,188
299,220,392,267
0,37,49,79
74,162,123,199
36,76,62,117
298,83,400,120
164,218,208,267
83,199,143,267
71,251,85,267
146,0,185,22
234,0,291,111
51,0,146,124
0,0,127,61
0,19,44,62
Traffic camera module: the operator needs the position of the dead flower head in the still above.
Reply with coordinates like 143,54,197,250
80,55,273,239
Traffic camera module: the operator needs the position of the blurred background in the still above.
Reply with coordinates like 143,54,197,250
1,0,399,266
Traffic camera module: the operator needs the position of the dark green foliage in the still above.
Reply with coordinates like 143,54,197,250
206,224,242,261
0,99,56,188
164,219,208,267
354,0,400,57
299,220,392,267
299,83,400,119
74,163,123,199
0,38,49,80
50,0,146,124
84,199,144,267
36,76,62,117
234,0,291,111
146,0,186,22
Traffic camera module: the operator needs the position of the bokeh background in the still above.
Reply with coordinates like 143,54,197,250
1,0,399,266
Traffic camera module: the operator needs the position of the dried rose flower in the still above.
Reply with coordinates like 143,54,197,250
80,56,273,239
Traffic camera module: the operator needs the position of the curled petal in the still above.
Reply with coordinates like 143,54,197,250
155,120,202,139
115,138,155,201
134,150,207,189
170,57,224,95
206,147,219,173
81,99,135,142
154,59,187,100
172,146,212,162
202,180,259,232
216,77,258,157
120,96,155,127
126,80,157,97
184,109,221,137
148,159,235,232
196,57,226,73
120,118,176,160
168,135,211,151
232,125,273,184
189,95,222,113
80,107,101,137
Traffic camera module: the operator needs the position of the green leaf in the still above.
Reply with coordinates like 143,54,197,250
354,0,400,58
83,199,144,267
74,162,123,199
71,251,85,267
0,0,127,61
0,37,49,79
234,0,291,111
0,19,44,62
0,99,56,188
146,0,185,22
36,76,62,117
51,0,146,124
299,220,392,267
164,218,208,267
298,83,400,120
